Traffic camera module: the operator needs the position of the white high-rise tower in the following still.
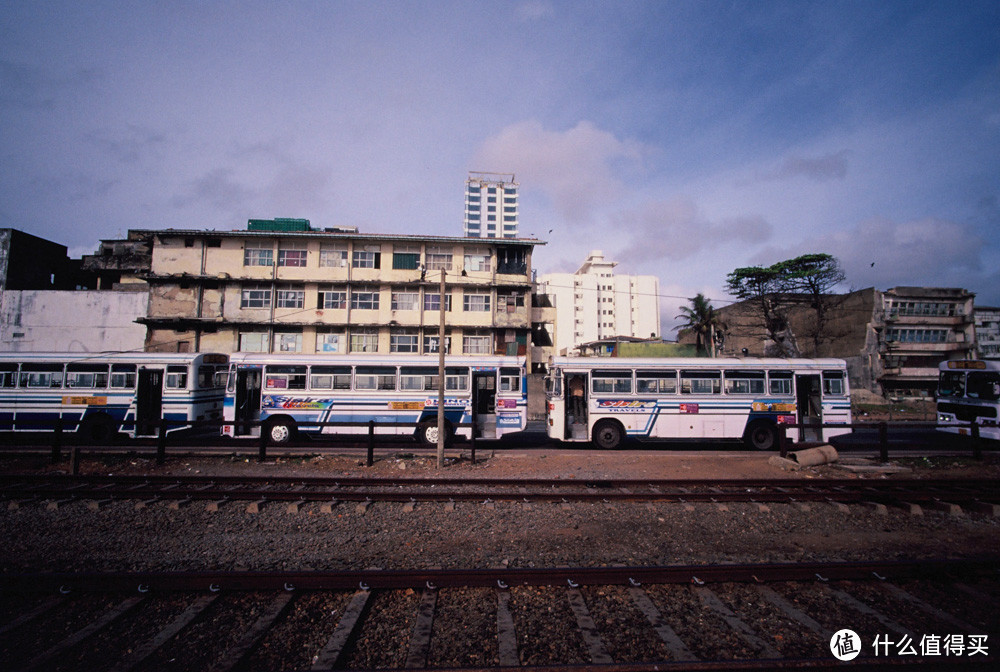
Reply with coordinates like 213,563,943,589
464,172,518,238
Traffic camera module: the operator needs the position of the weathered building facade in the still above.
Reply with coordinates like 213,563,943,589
699,287,975,397
136,223,542,361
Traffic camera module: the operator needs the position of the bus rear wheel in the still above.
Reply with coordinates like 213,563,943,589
592,420,624,450
745,420,778,451
265,418,296,444
417,420,452,446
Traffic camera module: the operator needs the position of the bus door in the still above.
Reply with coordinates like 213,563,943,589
136,368,164,436
235,367,262,437
472,371,497,439
795,374,823,441
566,373,588,439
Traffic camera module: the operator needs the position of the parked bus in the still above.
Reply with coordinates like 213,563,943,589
544,357,852,450
221,353,528,444
936,359,1000,440
0,352,229,440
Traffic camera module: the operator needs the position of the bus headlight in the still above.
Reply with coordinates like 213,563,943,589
938,413,955,423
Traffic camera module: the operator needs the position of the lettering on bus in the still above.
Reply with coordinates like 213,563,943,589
62,396,108,406
424,398,468,408
598,400,656,409
263,396,332,410
389,401,425,410
498,413,522,427
752,401,797,413
497,398,519,409
680,403,699,414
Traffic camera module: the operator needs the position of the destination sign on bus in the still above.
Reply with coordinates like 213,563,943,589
946,360,987,370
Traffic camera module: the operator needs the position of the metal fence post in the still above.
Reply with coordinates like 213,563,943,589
878,422,889,463
972,423,983,460
469,423,476,466
778,424,788,458
367,420,375,467
156,419,168,465
51,418,63,464
258,424,268,462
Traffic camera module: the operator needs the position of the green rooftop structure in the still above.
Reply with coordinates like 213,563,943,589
247,218,311,232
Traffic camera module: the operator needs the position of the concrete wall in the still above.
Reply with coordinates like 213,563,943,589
0,290,148,352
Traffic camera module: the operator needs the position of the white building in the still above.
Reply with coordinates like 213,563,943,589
463,172,518,239
537,250,661,355
975,306,1000,358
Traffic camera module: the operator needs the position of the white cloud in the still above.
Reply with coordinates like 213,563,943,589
474,120,647,222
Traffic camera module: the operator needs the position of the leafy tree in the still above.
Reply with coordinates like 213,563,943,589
675,293,724,356
725,253,846,357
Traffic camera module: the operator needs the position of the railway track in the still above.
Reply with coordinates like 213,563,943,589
2,474,999,514
0,560,995,670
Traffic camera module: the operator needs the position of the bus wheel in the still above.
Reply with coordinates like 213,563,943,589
418,420,451,446
78,415,116,444
745,421,778,451
593,420,624,450
265,419,295,444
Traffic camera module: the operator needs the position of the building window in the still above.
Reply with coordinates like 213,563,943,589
497,247,527,274
277,245,307,267
886,328,948,343
244,244,273,267
351,287,380,310
319,244,349,268
464,293,491,312
275,332,302,352
276,289,305,308
464,250,491,272
241,286,272,309
424,293,452,312
239,332,268,352
424,334,451,354
497,293,524,313
318,287,347,309
390,329,419,353
352,246,381,269
425,246,452,271
391,292,419,311
316,331,343,353
392,245,420,270
463,332,492,354
350,328,379,353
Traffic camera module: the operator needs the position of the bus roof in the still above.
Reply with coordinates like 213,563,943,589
226,353,525,368
549,356,848,370
0,352,228,365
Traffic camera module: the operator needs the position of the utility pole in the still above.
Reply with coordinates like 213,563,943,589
437,269,446,468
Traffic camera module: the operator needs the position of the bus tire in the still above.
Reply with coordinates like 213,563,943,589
78,414,116,444
265,418,296,444
745,420,778,451
592,419,624,450
417,419,451,446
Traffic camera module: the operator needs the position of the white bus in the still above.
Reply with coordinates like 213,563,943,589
545,357,852,450
221,353,528,444
0,352,229,441
937,359,1000,440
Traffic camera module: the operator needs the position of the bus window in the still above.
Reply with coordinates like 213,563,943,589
0,364,18,388
355,366,396,391
768,370,793,396
636,370,677,394
822,370,846,396
166,365,189,389
500,367,521,392
724,370,765,395
111,364,137,389
310,366,351,390
20,364,64,388
967,371,1000,401
681,370,721,394
265,365,307,390
65,363,109,389
400,367,439,391
446,367,470,391
198,365,224,389
544,370,562,396
592,370,632,394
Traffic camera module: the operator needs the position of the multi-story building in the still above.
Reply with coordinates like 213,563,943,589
974,306,1000,358
135,221,541,360
536,250,661,356
463,172,518,239
700,286,976,397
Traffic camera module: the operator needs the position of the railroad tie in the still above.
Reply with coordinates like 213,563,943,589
628,586,697,661
311,589,372,671
878,583,980,632
822,585,914,638
19,595,145,672
924,500,964,516
246,499,268,514
894,501,924,516
565,587,613,664
319,498,340,513
286,499,307,514
495,589,520,666
754,584,826,636
403,587,438,669
0,596,65,638
205,591,295,672
695,586,782,659
108,594,218,672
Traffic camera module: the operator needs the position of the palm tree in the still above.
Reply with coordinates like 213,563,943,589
675,293,724,356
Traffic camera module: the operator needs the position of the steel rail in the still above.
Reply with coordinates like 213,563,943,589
1,558,995,594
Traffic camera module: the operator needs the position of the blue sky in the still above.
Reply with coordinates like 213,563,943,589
2,1,998,331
